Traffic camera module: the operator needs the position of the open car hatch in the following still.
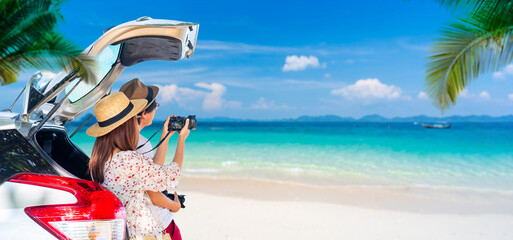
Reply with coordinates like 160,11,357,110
23,17,199,125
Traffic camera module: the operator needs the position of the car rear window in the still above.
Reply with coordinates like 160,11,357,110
65,44,121,103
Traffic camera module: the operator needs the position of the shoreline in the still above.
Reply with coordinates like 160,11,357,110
174,175,513,240
177,175,513,215
181,167,513,195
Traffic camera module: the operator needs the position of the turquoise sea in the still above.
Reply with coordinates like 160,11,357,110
70,122,513,193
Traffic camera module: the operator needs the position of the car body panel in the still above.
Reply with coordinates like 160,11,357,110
24,17,199,125
0,208,57,240
0,181,83,240
0,16,199,240
0,112,17,131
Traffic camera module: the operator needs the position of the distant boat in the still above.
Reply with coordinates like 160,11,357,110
422,122,451,129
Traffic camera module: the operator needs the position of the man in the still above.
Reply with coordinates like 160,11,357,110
119,78,183,240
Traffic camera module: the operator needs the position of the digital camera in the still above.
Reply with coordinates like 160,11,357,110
168,115,197,131
163,190,186,208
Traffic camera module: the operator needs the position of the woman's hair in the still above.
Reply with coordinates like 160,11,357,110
88,116,139,183
137,100,157,124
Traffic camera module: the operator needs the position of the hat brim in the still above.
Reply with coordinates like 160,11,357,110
86,99,147,137
142,85,160,111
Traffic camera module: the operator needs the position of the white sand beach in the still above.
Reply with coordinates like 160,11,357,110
174,176,513,240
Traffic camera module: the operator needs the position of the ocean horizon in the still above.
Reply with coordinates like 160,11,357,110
69,121,513,194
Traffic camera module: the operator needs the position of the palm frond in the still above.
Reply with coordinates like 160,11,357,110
0,0,96,86
426,0,513,110
0,0,63,52
0,63,20,86
434,0,513,28
425,19,513,110
2,32,97,85
433,0,509,13
0,10,61,57
469,1,513,33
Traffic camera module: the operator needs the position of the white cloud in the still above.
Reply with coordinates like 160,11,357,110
459,89,492,100
251,98,272,109
492,64,513,80
177,87,205,100
157,84,204,107
157,82,238,111
324,73,331,78
493,72,505,79
282,55,321,71
331,78,404,101
417,91,429,100
251,97,291,110
479,91,491,100
508,94,513,101
344,59,355,64
195,82,226,111
460,89,469,97
158,84,179,103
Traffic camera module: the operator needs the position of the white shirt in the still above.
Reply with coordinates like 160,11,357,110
137,134,154,159
137,134,174,228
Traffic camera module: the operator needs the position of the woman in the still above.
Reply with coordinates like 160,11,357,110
87,92,189,239
120,78,183,239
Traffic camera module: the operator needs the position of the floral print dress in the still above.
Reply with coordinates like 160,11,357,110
102,150,181,238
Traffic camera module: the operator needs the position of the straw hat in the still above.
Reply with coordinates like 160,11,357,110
86,92,147,137
119,78,159,111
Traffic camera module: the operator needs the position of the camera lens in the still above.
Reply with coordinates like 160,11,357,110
187,115,197,129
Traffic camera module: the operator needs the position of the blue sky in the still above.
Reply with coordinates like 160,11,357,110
4,0,513,120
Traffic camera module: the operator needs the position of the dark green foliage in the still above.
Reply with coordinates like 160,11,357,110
0,0,96,85
426,0,513,110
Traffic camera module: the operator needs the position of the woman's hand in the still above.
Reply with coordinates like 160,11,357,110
171,191,181,212
178,119,190,141
162,115,176,139
173,192,180,204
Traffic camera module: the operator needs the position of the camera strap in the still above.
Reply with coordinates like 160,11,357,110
136,126,162,150
140,130,173,155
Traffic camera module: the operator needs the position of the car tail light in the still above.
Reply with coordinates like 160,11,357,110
8,173,126,240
